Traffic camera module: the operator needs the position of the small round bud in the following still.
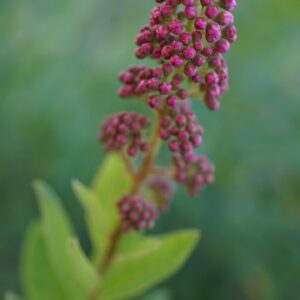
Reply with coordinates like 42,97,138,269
205,5,219,19
185,5,198,20
194,17,207,30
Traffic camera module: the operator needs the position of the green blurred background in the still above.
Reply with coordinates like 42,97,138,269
1,0,300,299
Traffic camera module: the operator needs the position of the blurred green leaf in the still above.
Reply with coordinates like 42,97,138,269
116,236,160,261
92,153,132,228
20,222,65,300
33,180,84,300
66,237,101,294
116,232,142,254
101,230,200,300
74,153,132,264
139,288,171,300
4,291,25,300
73,180,112,264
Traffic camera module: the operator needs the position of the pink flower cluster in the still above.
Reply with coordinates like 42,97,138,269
118,194,159,232
161,101,204,154
132,0,237,110
119,65,189,108
99,112,149,156
99,0,237,232
173,152,215,197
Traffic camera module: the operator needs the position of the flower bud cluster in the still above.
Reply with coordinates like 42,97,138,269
100,0,237,232
160,101,204,154
118,194,159,232
173,152,215,196
132,0,237,109
148,177,175,212
119,65,188,109
99,112,150,156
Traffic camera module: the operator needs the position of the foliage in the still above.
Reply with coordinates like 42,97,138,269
8,154,200,300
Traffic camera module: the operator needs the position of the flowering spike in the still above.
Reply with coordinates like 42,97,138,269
120,0,237,111
99,0,238,236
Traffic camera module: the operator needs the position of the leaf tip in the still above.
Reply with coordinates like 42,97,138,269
71,179,81,192
32,179,46,193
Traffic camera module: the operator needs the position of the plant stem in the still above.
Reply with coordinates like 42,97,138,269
99,225,122,275
89,113,162,300
149,166,175,178
130,112,162,194
98,112,162,277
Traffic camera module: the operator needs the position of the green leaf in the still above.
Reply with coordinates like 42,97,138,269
115,230,159,259
101,230,200,300
66,237,101,294
72,180,111,263
33,180,84,300
4,291,25,300
20,222,65,300
116,236,160,262
139,289,171,300
74,153,132,264
92,153,131,227
116,232,141,254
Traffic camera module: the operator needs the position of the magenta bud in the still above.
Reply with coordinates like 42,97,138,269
175,115,187,127
223,24,238,43
147,77,159,90
205,72,219,84
184,62,198,78
161,5,173,17
162,63,174,76
205,5,219,19
218,11,234,25
192,73,201,83
205,95,221,111
169,20,183,35
167,95,178,107
194,40,203,51
194,17,207,30
215,39,231,53
161,46,172,59
182,0,195,5
193,55,205,67
179,32,192,45
170,55,184,67
220,0,237,12
181,142,193,153
202,47,214,56
206,22,221,43
171,40,184,52
128,145,138,156
168,140,180,152
183,46,196,59
148,95,161,108
178,131,189,141
159,82,172,94
160,129,170,140
161,116,171,128
200,0,214,6
191,135,202,147
177,89,189,100
185,5,198,20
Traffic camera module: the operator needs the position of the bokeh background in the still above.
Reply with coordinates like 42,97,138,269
1,0,300,299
